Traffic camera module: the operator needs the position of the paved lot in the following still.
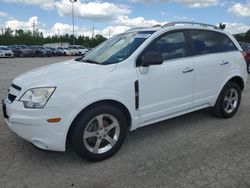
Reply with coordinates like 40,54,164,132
0,57,250,188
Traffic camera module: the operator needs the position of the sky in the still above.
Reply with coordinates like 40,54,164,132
0,0,250,38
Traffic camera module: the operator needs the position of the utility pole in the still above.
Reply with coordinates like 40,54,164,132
58,28,62,46
109,28,111,39
92,25,95,39
70,0,77,45
32,19,35,36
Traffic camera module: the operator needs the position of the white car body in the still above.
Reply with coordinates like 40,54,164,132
68,46,79,56
77,47,89,56
3,24,248,153
58,47,70,56
0,46,14,58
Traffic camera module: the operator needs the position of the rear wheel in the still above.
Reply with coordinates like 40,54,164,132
19,52,24,57
70,104,128,162
211,81,241,118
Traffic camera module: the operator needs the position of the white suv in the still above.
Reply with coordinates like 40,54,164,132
2,22,248,161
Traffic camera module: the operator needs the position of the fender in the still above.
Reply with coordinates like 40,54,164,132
214,70,245,106
61,88,141,148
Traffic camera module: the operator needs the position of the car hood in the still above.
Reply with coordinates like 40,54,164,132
2,50,12,53
13,59,116,89
23,48,33,51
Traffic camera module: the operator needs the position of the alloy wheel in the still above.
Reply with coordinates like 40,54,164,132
83,114,120,154
223,88,239,114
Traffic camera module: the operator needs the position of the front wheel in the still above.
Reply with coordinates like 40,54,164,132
70,104,128,162
211,81,241,118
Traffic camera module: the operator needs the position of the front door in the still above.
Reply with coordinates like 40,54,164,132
137,31,195,125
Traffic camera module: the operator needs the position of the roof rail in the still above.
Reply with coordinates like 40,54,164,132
125,27,149,32
162,21,221,30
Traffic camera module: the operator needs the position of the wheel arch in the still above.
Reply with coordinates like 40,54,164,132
228,76,245,90
213,75,245,107
66,99,132,148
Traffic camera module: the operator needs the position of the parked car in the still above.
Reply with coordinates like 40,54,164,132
9,45,34,57
0,46,14,58
68,45,79,56
239,42,250,73
2,22,248,162
58,47,70,56
30,46,52,57
75,46,89,56
46,47,64,56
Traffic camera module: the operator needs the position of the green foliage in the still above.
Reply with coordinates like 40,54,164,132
234,28,250,43
0,28,107,47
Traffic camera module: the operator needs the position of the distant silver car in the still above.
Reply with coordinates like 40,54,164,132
0,46,14,58
58,47,71,56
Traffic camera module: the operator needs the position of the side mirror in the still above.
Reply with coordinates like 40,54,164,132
141,51,163,67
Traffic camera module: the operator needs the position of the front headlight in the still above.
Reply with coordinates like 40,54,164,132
19,87,56,109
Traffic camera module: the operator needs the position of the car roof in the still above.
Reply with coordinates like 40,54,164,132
124,22,227,35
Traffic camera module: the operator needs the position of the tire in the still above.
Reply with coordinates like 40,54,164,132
19,52,24,57
70,104,128,162
247,63,250,74
211,81,241,118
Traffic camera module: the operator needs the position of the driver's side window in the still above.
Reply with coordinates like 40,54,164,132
146,31,189,61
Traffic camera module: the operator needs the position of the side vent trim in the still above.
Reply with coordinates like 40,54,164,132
135,80,139,110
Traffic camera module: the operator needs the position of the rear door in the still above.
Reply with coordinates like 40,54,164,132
188,29,239,107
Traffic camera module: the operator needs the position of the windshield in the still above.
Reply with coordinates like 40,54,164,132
80,31,155,65
0,47,9,50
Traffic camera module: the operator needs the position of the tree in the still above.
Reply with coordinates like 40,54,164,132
0,27,107,46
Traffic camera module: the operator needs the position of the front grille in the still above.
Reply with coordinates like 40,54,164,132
7,83,22,103
8,94,16,103
11,83,21,91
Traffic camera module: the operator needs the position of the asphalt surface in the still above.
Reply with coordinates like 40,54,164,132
0,57,250,188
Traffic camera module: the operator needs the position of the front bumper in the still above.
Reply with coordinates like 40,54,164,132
2,99,68,151
0,53,14,57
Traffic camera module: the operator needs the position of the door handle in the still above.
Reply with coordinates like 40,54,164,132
183,68,194,73
220,61,229,65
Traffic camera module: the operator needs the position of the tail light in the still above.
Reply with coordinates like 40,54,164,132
241,51,248,64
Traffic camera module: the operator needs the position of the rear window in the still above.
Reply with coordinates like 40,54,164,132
189,30,237,56
190,30,221,55
216,33,237,52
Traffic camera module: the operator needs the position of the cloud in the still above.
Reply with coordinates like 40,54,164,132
3,0,55,10
55,0,131,22
228,2,250,17
130,0,220,7
5,16,39,30
115,16,166,27
223,22,250,34
46,23,130,38
0,11,8,17
175,0,219,7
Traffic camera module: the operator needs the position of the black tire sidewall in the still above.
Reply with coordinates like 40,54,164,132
218,82,242,118
70,104,128,162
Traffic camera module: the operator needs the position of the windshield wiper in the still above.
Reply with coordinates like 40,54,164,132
82,59,100,64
